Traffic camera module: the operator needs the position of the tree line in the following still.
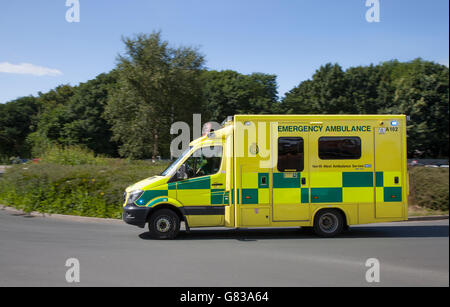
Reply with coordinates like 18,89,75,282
0,31,448,160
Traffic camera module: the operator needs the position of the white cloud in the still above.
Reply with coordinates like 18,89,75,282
0,62,62,76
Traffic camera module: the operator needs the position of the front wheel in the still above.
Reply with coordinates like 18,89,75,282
148,209,180,240
313,209,345,238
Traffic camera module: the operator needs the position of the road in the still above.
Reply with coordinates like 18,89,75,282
0,208,448,287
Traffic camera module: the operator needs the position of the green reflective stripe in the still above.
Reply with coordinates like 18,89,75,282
258,173,269,188
384,187,402,202
168,182,177,190
177,176,211,190
136,190,168,206
301,188,309,203
342,172,373,187
376,172,384,187
147,197,169,207
273,173,301,188
211,189,225,205
242,189,258,204
311,188,342,203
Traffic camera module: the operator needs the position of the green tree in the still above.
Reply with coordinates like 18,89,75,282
344,64,383,114
26,85,76,156
201,70,278,122
381,59,449,157
61,72,119,156
104,31,205,159
282,63,351,114
26,72,119,157
0,96,40,158
279,79,315,114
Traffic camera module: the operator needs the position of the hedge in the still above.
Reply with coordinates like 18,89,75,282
0,159,168,219
409,167,449,212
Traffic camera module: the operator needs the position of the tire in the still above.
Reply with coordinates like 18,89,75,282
148,209,180,240
313,209,345,238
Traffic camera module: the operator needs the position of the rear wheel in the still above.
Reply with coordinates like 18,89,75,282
313,209,344,238
148,209,180,240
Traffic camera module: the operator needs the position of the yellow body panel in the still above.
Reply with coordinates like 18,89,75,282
241,208,271,226
186,215,224,227
343,187,373,203
258,189,270,204
177,189,211,206
384,171,402,187
310,172,342,188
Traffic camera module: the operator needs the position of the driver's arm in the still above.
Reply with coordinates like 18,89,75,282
196,159,208,176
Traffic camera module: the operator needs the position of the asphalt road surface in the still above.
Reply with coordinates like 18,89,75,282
0,209,448,287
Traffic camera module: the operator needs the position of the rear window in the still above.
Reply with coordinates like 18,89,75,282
319,137,361,160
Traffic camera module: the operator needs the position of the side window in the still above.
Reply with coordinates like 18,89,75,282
182,146,223,179
319,137,361,160
278,137,304,172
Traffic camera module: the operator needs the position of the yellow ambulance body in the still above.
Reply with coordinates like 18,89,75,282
123,115,408,239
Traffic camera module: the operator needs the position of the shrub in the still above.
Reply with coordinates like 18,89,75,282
0,159,169,218
0,155,10,164
40,145,104,166
409,167,449,212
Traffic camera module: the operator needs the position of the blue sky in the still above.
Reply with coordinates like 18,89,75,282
0,0,448,103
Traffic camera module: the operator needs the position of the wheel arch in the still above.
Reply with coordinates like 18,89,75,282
312,207,349,227
147,203,186,223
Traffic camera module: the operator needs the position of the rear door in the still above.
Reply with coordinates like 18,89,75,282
375,119,405,218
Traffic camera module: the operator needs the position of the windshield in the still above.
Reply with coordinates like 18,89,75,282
160,147,193,176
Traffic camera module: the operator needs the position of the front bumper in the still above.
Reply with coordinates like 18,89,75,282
122,205,150,228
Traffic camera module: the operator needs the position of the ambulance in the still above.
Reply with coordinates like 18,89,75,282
123,115,408,239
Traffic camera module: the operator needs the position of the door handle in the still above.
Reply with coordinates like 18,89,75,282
260,176,267,185
302,178,306,185
212,183,223,187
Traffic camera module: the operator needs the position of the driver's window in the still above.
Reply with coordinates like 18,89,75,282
182,146,223,180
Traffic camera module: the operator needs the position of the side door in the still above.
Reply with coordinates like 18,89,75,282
175,145,226,208
272,123,310,221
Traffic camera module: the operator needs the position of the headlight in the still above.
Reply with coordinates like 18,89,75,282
126,190,144,205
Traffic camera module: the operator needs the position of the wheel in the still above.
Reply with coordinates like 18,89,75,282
148,209,180,240
313,209,345,238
